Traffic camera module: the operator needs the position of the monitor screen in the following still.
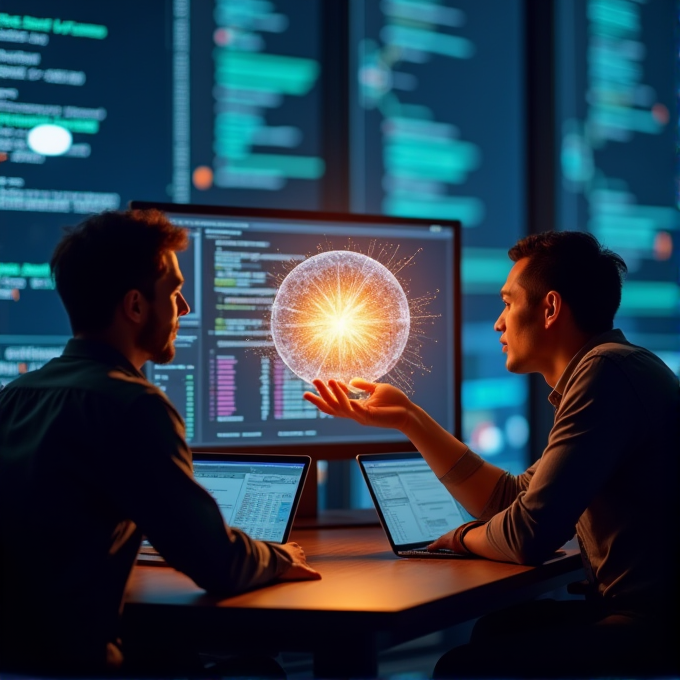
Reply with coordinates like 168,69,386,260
186,0,327,210
130,201,461,454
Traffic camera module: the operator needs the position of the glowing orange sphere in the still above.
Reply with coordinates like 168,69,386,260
271,251,410,386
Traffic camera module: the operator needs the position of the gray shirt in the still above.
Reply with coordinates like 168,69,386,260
463,330,678,619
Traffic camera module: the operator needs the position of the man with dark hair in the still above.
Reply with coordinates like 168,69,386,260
0,209,320,677
304,230,679,678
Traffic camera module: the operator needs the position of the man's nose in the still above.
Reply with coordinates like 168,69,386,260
179,293,190,316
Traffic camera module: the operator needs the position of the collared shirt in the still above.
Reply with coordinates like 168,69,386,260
479,329,680,619
0,339,292,673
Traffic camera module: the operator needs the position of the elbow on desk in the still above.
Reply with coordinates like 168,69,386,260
160,554,247,598
186,557,280,597
489,528,567,566
187,570,245,598
507,537,569,566
490,507,575,566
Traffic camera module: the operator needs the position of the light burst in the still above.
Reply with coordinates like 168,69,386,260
271,250,410,387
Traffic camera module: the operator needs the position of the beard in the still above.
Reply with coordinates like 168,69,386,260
138,308,177,365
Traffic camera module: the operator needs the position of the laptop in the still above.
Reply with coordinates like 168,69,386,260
137,452,311,564
356,451,475,559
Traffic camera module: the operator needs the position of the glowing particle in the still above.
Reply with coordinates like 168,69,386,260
270,250,410,386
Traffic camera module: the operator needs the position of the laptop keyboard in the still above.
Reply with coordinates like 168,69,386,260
398,548,469,558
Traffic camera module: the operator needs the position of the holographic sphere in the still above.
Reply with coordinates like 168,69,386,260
271,250,410,386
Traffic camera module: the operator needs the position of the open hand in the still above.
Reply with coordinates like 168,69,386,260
303,378,413,431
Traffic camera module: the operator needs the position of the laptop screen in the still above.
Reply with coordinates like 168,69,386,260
358,453,470,548
192,453,309,543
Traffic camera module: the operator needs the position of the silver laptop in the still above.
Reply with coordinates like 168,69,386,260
356,452,474,559
138,452,311,564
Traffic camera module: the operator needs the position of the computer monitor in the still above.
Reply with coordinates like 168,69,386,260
129,201,461,455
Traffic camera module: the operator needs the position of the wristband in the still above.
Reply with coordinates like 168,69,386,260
451,520,487,554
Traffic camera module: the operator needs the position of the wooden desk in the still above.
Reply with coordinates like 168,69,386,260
123,527,584,677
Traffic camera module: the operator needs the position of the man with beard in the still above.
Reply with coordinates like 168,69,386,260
0,209,320,677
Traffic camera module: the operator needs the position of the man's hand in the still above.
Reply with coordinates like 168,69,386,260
428,522,510,562
427,527,462,553
303,378,414,432
277,542,321,581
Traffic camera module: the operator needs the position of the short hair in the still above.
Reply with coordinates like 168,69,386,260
51,209,189,334
508,231,627,334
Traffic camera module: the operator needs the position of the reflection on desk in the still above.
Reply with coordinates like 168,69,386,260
123,526,584,678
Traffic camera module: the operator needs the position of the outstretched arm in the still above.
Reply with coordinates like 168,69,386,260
304,378,506,518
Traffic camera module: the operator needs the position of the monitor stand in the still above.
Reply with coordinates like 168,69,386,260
294,465,380,528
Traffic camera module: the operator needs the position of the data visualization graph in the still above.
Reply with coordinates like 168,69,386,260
183,0,325,209
350,0,528,472
556,0,680,375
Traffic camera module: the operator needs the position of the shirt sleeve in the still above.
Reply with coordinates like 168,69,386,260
438,447,536,520
101,391,293,596
484,354,641,564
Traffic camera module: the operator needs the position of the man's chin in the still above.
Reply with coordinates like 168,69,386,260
505,357,532,375
151,346,175,365
504,355,519,373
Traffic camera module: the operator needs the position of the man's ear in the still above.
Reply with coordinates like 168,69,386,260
544,290,562,328
120,289,147,325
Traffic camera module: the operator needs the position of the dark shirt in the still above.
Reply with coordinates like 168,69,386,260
477,330,680,619
0,339,292,673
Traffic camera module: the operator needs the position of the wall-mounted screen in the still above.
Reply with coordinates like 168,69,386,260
0,0,173,385
555,0,680,375
180,0,326,209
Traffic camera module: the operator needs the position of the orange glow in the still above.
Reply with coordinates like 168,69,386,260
192,165,214,190
654,231,673,261
652,103,669,126
271,251,410,385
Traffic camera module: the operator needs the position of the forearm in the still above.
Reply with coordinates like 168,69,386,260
205,529,292,595
460,524,509,561
401,403,506,517
400,401,468,476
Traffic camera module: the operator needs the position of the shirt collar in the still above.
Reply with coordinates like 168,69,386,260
62,338,146,380
548,328,627,408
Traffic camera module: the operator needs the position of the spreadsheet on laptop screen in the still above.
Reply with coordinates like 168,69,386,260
193,460,306,542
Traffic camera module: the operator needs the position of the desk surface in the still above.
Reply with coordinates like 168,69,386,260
124,527,584,677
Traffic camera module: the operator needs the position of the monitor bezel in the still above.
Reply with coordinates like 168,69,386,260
129,200,462,458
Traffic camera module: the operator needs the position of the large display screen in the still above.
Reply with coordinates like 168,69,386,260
349,0,529,474
0,1,173,385
555,0,680,375
180,0,326,209
131,202,461,454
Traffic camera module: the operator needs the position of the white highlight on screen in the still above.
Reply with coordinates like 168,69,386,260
27,124,73,156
